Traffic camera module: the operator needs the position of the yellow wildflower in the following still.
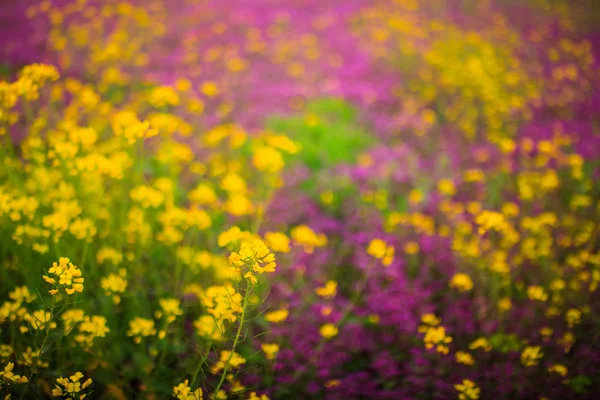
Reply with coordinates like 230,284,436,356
449,273,474,292
315,281,337,298
319,323,338,340
265,309,289,323
261,344,279,360
521,346,543,366
455,379,480,400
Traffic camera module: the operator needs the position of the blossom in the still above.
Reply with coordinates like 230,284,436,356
264,232,291,253
469,338,492,352
52,372,92,399
253,146,284,173
261,343,279,360
455,379,480,400
319,323,338,340
315,281,337,298
173,380,203,400
548,364,568,377
449,273,474,292
127,318,157,344
291,225,327,253
45,257,84,295
527,286,548,301
455,351,475,365
0,362,28,385
367,238,395,266
521,346,543,366
229,239,276,284
210,351,246,374
423,326,453,354
265,309,289,323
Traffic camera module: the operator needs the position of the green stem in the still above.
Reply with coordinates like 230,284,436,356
212,286,250,397
20,295,56,399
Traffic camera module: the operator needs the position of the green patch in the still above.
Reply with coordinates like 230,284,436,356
569,375,591,394
489,332,524,353
266,98,375,171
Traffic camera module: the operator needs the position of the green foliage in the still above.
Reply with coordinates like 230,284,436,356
267,98,374,171
489,332,523,353
569,375,591,394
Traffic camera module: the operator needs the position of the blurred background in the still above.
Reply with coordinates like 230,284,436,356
1,0,599,399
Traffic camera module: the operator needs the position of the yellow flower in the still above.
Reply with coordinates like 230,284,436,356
319,323,338,340
315,280,337,298
218,226,252,248
200,81,219,97
45,257,84,295
127,318,156,344
194,315,225,341
449,273,473,292
469,337,492,352
210,351,246,374
409,188,423,205
291,225,327,253
527,286,548,301
261,343,279,360
455,351,475,366
367,238,395,266
565,308,581,328
423,326,452,354
158,298,184,324
265,309,289,323
521,346,543,366
548,364,568,377
52,372,92,399
75,316,110,348
247,392,269,400
201,285,243,323
253,146,284,173
264,232,291,253
229,239,276,284
148,85,179,108
173,379,203,400
0,362,28,385
437,179,456,196
498,297,512,312
100,271,128,304
455,379,480,400
403,241,419,255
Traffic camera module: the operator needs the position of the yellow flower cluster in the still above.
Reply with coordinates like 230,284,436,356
210,351,246,374
521,346,543,367
367,238,395,266
455,351,475,366
157,298,184,324
319,323,339,340
0,362,28,386
127,317,157,344
229,239,276,285
264,308,289,323
100,270,128,304
261,343,279,360
173,379,203,400
52,372,92,399
290,225,327,253
315,281,337,298
44,257,84,295
201,285,243,323
455,379,480,400
449,273,474,292
419,314,452,354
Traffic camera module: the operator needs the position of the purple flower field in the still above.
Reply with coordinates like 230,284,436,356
1,0,599,399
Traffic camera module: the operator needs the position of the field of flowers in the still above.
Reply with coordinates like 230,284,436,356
1,0,599,399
